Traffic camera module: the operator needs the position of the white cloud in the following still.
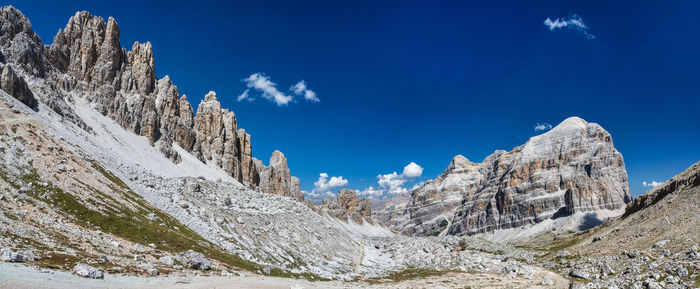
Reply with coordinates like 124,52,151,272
534,123,553,131
377,172,408,195
291,80,320,103
243,73,294,106
360,162,424,197
236,89,251,102
312,173,349,196
544,14,596,39
642,181,662,188
357,186,384,197
402,162,424,178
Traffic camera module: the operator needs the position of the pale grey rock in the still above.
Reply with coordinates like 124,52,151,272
159,255,174,266
73,263,104,279
570,267,590,279
0,6,45,75
0,248,34,263
653,240,668,248
174,250,211,270
379,117,631,236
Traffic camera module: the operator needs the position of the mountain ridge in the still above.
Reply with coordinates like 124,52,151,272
377,116,631,238
0,6,305,202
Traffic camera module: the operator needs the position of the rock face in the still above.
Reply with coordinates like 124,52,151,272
379,117,631,236
259,151,303,201
0,64,35,108
321,189,372,224
0,6,302,202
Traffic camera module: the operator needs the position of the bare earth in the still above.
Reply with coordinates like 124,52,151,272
0,262,569,289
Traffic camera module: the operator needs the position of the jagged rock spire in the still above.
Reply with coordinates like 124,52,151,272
0,6,303,203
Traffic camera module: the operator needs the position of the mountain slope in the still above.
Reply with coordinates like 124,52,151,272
525,160,700,288
378,117,631,238
569,160,699,255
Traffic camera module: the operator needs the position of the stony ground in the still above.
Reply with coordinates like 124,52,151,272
0,262,569,289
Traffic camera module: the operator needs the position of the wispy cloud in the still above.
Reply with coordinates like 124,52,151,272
534,123,553,131
543,14,596,40
241,73,294,106
642,181,662,188
358,162,424,197
291,80,320,103
311,173,349,196
237,89,251,102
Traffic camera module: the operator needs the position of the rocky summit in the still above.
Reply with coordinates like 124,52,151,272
378,117,631,237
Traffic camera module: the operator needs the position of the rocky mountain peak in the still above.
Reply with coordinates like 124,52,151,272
445,155,474,173
127,41,155,94
0,6,45,75
269,150,288,169
0,6,38,41
379,116,630,237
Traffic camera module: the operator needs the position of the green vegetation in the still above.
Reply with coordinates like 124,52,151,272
35,252,83,270
7,164,323,279
366,268,451,283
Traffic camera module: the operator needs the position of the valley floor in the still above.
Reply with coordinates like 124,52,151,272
0,262,568,289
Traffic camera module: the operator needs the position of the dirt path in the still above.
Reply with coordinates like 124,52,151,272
0,262,569,289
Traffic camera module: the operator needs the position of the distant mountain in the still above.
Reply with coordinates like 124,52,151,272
377,117,631,237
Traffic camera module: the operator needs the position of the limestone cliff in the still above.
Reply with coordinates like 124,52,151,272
378,117,631,236
0,6,302,201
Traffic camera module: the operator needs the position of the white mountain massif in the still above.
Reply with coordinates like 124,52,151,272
377,117,631,241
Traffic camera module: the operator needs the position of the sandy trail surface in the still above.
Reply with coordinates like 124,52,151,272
0,262,568,289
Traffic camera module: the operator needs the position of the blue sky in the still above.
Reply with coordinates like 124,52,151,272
9,0,700,200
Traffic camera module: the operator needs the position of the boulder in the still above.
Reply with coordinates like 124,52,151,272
73,263,104,279
174,250,211,270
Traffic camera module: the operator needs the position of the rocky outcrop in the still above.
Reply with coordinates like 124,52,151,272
321,189,372,224
0,6,304,202
0,6,45,76
259,151,303,201
0,64,36,108
379,117,631,236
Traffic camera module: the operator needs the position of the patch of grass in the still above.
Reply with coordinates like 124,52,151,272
17,166,323,280
90,161,129,190
369,268,450,283
34,252,83,270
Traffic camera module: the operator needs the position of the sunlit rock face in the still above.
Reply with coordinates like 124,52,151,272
0,6,301,201
379,117,631,236
321,189,373,224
